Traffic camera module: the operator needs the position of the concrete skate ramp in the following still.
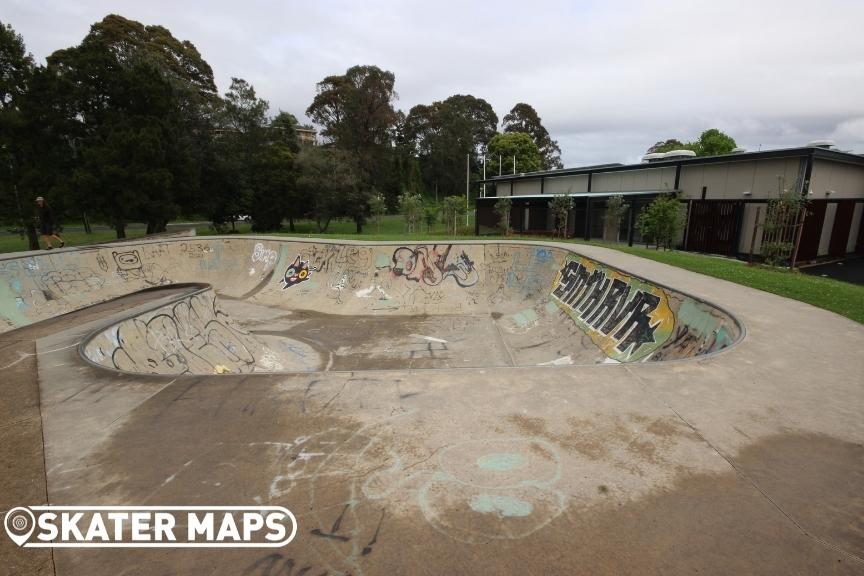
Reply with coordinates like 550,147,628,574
0,238,741,373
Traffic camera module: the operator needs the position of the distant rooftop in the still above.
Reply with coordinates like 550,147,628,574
480,145,864,184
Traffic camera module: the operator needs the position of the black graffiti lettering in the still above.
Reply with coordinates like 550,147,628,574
588,278,630,330
310,503,351,542
613,292,661,356
362,509,385,556
552,260,581,299
390,245,478,287
577,275,611,317
599,286,641,334
562,264,591,308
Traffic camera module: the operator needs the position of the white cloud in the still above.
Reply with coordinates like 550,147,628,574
5,0,864,166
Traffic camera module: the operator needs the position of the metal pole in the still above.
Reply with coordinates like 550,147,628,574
499,155,502,177
466,153,470,228
513,155,516,174
482,156,486,198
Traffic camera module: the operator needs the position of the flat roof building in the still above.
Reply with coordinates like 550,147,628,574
476,143,864,264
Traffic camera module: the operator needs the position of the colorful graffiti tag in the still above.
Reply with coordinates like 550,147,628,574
390,245,479,287
281,256,314,289
550,256,674,362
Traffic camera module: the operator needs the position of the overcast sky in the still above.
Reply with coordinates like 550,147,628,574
6,0,864,166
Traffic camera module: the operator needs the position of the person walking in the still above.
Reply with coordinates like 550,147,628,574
35,196,64,250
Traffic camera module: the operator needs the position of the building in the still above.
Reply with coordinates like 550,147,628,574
476,142,864,264
296,126,317,146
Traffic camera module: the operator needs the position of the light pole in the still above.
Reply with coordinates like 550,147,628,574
466,153,470,228
482,156,486,198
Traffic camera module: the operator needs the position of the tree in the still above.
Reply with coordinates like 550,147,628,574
636,195,686,250
249,140,295,232
46,15,219,236
422,204,439,233
550,194,573,238
646,139,686,154
398,191,423,234
307,65,398,195
404,94,498,197
296,147,362,233
494,196,512,235
761,176,806,266
645,129,737,157
442,196,466,236
0,20,38,246
603,195,628,242
369,190,387,234
486,132,542,176
270,111,300,152
502,103,562,169
696,128,737,156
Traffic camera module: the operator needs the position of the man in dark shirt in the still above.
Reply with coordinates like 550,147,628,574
36,196,64,250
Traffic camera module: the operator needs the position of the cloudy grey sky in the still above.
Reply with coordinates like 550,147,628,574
6,0,864,166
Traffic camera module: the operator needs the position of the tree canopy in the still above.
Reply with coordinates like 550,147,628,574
646,129,737,157
486,132,542,175
403,94,498,197
1,14,566,238
502,103,562,169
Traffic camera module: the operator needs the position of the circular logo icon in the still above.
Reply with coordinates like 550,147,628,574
4,507,35,547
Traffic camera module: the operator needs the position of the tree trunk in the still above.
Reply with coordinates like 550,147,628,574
288,215,295,232
115,222,126,239
82,212,92,234
355,214,363,234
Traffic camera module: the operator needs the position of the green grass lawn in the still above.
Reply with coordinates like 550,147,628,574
0,228,150,254
2,215,861,324
582,242,864,325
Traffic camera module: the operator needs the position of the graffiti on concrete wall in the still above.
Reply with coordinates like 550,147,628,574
652,299,736,360
391,245,479,288
112,249,171,285
252,243,278,268
84,291,258,374
551,256,674,362
281,256,315,290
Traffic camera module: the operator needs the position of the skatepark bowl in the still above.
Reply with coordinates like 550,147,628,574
2,237,863,575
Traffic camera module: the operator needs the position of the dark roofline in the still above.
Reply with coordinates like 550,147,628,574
479,146,864,184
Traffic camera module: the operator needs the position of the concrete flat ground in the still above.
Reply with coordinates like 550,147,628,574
1,239,863,575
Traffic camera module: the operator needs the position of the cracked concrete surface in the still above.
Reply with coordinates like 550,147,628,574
0,237,862,575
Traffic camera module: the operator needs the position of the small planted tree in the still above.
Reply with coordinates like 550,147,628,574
398,191,423,234
423,204,439,234
761,176,807,266
369,190,387,234
603,195,628,242
636,194,686,250
442,196,466,236
494,196,513,235
550,194,573,238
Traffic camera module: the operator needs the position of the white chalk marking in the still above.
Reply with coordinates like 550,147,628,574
409,334,448,344
538,355,573,366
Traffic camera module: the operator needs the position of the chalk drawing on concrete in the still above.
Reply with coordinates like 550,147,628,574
418,438,567,544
